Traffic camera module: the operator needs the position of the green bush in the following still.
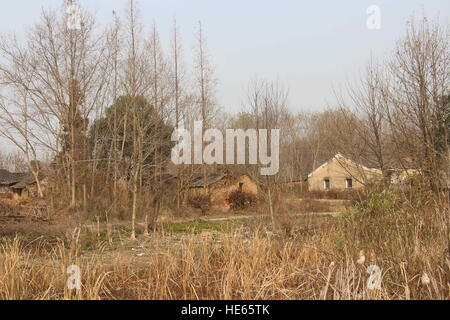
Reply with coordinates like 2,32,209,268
338,184,447,261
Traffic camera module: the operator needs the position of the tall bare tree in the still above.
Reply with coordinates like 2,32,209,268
194,21,218,188
334,58,391,177
386,17,449,191
245,79,287,226
0,4,110,206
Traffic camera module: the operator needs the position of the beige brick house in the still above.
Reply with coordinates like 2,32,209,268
307,154,383,191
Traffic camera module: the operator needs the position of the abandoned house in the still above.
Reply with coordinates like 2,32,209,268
307,154,383,191
188,174,258,210
0,169,45,200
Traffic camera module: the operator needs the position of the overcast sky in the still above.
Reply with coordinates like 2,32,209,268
0,0,449,152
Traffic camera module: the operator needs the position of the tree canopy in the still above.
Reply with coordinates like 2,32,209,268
90,95,174,170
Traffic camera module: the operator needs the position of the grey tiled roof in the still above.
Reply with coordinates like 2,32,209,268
0,169,43,189
191,174,226,188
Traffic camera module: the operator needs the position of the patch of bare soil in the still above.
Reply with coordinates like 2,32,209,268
0,198,49,217
0,198,76,239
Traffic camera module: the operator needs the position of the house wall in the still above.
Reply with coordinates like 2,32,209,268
212,175,257,202
12,188,29,200
308,156,382,191
27,182,44,198
188,175,258,204
0,180,46,200
0,186,9,194
389,169,420,184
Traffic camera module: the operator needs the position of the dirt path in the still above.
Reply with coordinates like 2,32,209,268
82,210,343,231
201,211,342,222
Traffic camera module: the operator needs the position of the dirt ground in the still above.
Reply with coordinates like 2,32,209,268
0,196,344,264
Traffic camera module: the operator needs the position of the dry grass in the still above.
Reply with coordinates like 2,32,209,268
0,229,447,300
0,187,448,300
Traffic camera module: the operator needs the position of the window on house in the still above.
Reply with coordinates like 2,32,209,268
324,178,331,190
346,178,353,189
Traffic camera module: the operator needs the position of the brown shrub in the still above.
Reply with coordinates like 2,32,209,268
0,200,21,216
300,199,333,212
299,189,361,200
188,195,211,215
228,191,257,211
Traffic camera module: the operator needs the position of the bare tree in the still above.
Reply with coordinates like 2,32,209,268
195,21,217,129
170,18,189,210
334,57,391,178
194,21,218,191
0,4,110,206
386,17,449,191
0,88,44,197
245,79,287,226
124,0,144,240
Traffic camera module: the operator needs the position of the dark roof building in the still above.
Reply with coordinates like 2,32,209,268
190,174,227,188
0,169,44,190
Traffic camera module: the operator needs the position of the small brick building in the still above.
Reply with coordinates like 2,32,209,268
307,154,383,191
0,169,45,200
